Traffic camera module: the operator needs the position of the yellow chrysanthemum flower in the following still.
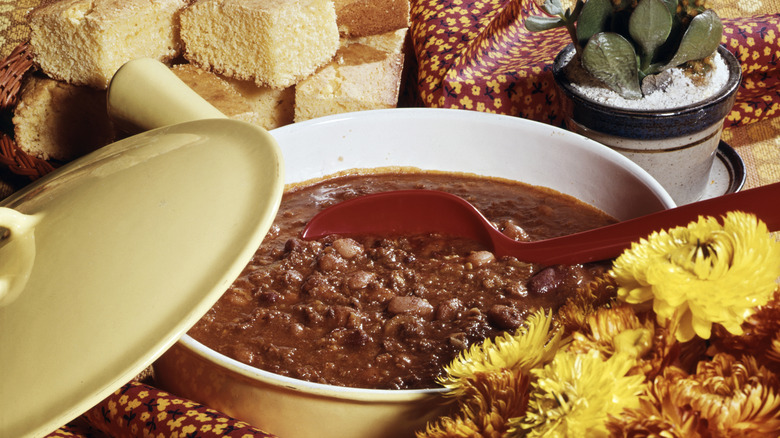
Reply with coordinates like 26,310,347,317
611,212,780,342
692,353,780,436
510,350,645,438
556,274,619,335
417,369,531,438
711,289,780,367
438,309,563,396
416,413,485,438
607,368,709,437
567,305,653,358
613,354,780,437
768,335,780,365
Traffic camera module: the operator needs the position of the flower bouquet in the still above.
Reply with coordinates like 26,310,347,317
417,211,780,437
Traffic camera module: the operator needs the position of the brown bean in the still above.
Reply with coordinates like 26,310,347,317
226,288,253,306
329,327,369,347
257,291,281,304
467,250,495,267
332,238,363,259
505,282,528,298
318,252,346,271
284,238,305,253
500,220,530,241
487,304,524,330
326,305,356,327
435,298,462,321
347,270,375,290
281,269,304,287
387,296,434,319
366,287,396,304
383,314,425,340
527,264,592,296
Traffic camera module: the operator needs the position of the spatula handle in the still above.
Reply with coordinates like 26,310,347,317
526,181,780,264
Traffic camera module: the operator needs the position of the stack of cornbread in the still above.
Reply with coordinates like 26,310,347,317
14,0,409,162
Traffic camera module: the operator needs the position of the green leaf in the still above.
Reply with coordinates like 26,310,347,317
566,0,585,21
542,0,565,16
659,0,677,16
629,0,672,59
525,15,565,32
576,0,612,47
582,32,643,99
665,9,724,67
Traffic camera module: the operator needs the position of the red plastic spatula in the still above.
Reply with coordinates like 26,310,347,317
301,182,780,265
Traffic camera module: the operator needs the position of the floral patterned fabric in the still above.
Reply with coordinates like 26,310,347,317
724,14,780,126
409,0,780,129
48,382,276,438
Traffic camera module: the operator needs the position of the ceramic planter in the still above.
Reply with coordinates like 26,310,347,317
553,45,742,205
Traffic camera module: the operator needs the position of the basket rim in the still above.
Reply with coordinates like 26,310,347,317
0,41,55,180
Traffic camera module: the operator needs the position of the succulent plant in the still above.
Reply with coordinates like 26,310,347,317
526,0,724,99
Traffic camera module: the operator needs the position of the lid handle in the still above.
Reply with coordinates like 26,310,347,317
107,58,227,134
0,208,40,307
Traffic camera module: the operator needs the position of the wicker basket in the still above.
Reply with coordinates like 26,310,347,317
0,42,55,180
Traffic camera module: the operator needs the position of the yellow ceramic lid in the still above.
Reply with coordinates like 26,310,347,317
0,60,285,437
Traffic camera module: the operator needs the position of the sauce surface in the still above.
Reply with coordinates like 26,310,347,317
188,173,616,389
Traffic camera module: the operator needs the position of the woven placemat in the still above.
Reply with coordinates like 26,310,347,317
0,42,55,180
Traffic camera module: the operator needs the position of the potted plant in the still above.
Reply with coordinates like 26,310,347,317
525,0,741,205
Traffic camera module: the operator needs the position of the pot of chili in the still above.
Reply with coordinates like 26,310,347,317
152,107,674,438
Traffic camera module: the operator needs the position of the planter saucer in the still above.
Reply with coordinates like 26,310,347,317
699,140,746,202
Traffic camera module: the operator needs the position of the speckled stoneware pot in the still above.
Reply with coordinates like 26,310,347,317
553,45,742,205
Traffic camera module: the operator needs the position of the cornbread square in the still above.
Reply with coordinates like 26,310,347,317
334,0,410,37
180,0,340,89
294,28,407,122
171,63,294,130
13,76,116,161
29,0,187,89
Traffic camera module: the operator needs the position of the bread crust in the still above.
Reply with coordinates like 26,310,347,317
180,0,340,89
334,0,410,37
13,76,115,161
171,63,294,129
29,0,188,89
294,28,407,122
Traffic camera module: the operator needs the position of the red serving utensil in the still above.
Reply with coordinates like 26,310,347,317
301,182,780,265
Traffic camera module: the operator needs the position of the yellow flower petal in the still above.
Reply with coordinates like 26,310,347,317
611,212,780,342
511,350,645,438
439,309,562,395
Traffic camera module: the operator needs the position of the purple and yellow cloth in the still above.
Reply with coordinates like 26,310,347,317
408,0,780,128
48,381,276,438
